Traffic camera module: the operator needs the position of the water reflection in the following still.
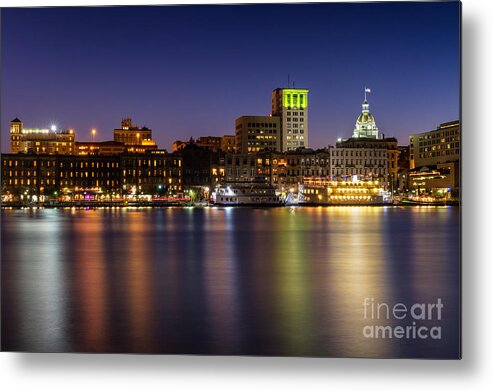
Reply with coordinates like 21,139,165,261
1,207,460,357
2,209,69,352
69,211,108,352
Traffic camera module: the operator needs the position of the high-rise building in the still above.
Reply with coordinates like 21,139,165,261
271,88,309,151
235,115,280,154
9,118,76,155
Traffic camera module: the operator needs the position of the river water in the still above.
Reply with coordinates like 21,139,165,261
1,206,460,358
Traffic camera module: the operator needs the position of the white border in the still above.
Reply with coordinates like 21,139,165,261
2,0,492,390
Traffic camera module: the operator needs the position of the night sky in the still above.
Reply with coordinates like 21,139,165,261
1,2,460,152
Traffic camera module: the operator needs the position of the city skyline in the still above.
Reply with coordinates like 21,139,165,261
1,3,460,152
1,2,462,360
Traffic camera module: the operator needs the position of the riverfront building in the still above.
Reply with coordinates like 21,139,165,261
1,151,182,201
408,120,460,197
329,146,388,179
409,120,460,169
330,91,400,188
335,137,399,186
1,153,120,199
407,163,459,198
281,149,331,190
224,148,330,192
9,118,76,155
119,151,182,195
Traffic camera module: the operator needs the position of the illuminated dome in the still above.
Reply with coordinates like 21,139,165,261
353,98,379,139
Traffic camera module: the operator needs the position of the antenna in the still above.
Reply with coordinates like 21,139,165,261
288,74,290,88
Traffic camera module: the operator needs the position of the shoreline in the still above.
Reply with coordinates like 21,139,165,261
1,201,460,209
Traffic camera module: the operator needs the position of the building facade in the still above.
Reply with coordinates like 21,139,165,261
113,117,157,150
1,151,182,200
409,120,460,169
176,143,214,188
224,148,330,192
220,135,236,153
1,153,120,198
407,162,459,198
120,151,182,195
235,115,280,154
75,141,126,156
224,153,258,183
173,136,235,153
336,137,399,187
272,88,309,151
10,118,76,155
282,149,331,190
329,146,388,179
196,136,222,151
328,92,399,188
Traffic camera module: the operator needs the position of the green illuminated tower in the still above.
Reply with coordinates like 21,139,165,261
272,88,309,152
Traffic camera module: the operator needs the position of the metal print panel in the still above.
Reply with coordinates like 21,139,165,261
1,1,461,358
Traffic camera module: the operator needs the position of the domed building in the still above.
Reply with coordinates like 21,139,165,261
332,89,400,190
352,97,379,139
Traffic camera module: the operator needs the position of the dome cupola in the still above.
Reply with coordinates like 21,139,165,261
352,88,379,139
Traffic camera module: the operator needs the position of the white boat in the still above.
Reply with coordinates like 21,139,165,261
212,182,283,206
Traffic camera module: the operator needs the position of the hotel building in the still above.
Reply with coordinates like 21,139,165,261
408,120,460,197
409,120,460,169
9,118,76,155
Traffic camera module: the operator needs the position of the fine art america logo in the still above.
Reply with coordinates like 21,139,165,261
362,297,444,340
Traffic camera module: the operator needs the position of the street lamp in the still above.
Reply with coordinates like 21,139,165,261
91,129,96,142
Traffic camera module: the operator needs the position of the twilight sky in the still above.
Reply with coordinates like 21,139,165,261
1,2,460,152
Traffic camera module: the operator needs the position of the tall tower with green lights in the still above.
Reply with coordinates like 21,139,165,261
272,88,309,152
